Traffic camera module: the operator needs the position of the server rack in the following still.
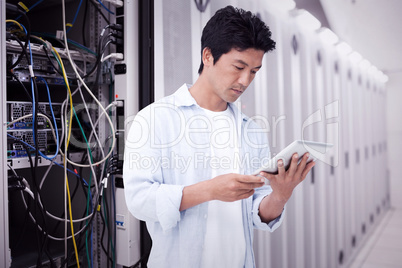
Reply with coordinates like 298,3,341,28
1,0,143,267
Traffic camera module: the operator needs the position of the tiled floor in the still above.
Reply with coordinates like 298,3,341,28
349,207,402,268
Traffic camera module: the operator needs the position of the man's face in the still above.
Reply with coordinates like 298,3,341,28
204,47,264,104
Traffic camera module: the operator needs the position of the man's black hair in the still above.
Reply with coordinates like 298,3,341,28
198,5,276,74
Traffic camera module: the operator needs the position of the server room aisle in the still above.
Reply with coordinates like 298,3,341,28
349,208,402,268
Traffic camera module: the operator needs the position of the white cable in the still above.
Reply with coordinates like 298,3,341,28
38,161,95,223
77,81,104,198
59,101,117,168
59,87,80,155
61,0,117,168
59,88,68,239
18,187,92,241
78,82,105,198
7,113,58,143
61,87,99,199
58,49,86,75
101,52,124,62
77,81,105,161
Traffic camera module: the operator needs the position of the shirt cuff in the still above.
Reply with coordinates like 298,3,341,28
266,208,285,230
155,184,185,231
252,193,286,232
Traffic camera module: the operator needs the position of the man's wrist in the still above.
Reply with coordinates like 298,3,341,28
269,190,290,205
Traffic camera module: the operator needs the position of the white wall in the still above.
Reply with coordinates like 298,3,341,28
386,73,402,208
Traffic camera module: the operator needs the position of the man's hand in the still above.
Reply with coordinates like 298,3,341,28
209,173,265,202
180,173,264,211
258,152,315,223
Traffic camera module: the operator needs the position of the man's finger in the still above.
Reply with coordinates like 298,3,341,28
287,153,299,176
277,158,286,176
301,161,316,179
237,174,265,184
293,153,309,180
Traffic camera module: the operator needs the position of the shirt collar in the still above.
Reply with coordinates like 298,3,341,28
173,83,249,122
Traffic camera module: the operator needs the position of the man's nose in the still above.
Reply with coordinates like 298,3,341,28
238,71,251,88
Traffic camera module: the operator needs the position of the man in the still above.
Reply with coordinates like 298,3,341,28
123,5,315,267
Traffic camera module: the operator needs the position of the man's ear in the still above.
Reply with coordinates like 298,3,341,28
202,47,214,67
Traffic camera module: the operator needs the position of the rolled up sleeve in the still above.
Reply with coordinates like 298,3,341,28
123,106,185,231
156,184,185,231
252,192,285,232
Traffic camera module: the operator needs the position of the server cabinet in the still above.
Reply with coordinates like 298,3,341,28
251,4,287,268
153,0,196,100
2,0,135,266
311,33,332,268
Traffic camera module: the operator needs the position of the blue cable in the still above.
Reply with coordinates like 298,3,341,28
15,0,45,21
19,23,39,160
35,77,60,160
66,0,83,34
7,133,83,180
20,23,58,162
97,0,115,15
27,0,44,11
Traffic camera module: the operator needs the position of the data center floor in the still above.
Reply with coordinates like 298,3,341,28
349,207,402,268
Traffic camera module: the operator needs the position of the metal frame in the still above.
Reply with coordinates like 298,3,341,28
1,0,11,267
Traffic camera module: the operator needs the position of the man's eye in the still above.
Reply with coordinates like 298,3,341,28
234,66,244,70
251,70,257,74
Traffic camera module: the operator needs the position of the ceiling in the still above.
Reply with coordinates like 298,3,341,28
295,0,402,76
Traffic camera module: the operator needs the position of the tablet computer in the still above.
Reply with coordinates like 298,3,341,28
252,140,333,175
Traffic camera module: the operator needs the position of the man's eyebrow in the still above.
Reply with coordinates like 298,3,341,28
235,59,262,69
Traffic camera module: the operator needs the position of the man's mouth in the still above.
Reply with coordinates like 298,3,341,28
231,88,243,95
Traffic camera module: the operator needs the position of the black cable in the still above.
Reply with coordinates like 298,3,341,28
6,33,27,71
8,184,26,191
6,4,31,70
103,181,116,268
99,199,114,265
82,32,107,79
112,176,117,267
90,38,114,92
7,135,56,267
41,45,64,77
82,0,89,47
7,166,33,253
6,33,30,71
82,24,121,79
32,77,45,268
